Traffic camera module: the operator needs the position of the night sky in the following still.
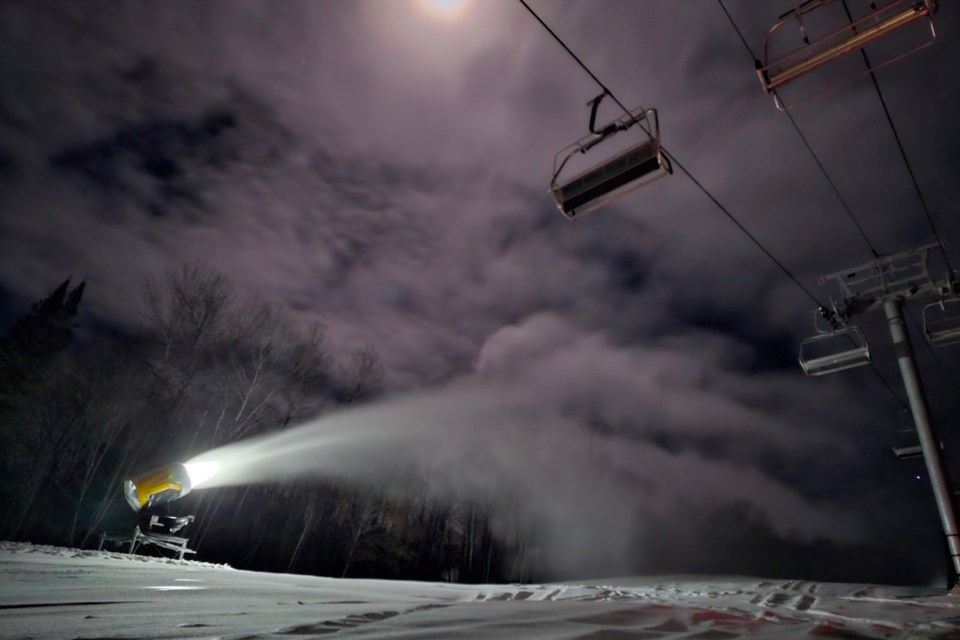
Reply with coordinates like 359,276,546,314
1,0,959,583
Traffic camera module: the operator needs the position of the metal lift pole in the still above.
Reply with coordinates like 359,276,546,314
884,297,960,577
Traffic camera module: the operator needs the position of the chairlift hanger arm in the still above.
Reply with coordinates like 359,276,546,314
779,0,825,21
817,305,844,331
551,97,653,185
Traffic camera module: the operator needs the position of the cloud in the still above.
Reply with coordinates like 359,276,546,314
189,371,866,578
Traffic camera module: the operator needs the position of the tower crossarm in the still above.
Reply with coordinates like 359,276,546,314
819,243,942,316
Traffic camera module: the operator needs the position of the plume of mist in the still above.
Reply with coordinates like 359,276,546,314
188,373,865,578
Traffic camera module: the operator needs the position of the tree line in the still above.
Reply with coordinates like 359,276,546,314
0,264,533,583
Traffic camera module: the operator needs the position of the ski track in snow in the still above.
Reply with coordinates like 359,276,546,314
1,543,959,639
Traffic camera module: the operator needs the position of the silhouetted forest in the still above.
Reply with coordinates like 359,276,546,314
0,264,525,583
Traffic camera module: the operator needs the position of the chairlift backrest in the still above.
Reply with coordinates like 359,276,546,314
799,325,871,376
923,296,960,348
551,105,671,220
757,0,938,109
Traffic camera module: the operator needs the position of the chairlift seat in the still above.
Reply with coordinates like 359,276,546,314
799,326,871,376
890,424,923,460
923,297,960,347
551,106,671,220
892,444,924,460
757,0,938,109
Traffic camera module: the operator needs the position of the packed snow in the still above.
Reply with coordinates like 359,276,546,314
2,542,960,639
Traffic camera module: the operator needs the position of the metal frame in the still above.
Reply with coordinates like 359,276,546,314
757,0,938,109
98,526,196,561
819,242,942,316
551,103,671,220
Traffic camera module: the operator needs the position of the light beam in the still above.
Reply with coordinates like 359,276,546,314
184,461,222,489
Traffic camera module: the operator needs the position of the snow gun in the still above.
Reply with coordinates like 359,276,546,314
123,461,220,512
123,463,192,512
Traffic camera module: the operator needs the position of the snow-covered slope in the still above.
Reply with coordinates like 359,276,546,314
2,542,959,639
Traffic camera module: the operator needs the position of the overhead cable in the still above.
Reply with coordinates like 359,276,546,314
839,0,956,277
520,0,910,410
718,0,880,259
516,0,824,309
716,0,914,411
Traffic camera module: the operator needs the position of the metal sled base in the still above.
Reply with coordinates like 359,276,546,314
98,525,196,561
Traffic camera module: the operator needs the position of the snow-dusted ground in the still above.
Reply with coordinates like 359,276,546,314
2,543,960,639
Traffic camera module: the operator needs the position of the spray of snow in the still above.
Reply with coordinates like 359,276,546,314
185,379,864,578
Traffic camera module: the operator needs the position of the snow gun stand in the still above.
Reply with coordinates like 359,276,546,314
98,514,196,561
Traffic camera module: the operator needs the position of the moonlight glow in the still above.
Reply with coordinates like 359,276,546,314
417,0,470,20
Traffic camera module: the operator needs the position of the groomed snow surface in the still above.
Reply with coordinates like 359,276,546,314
2,542,960,639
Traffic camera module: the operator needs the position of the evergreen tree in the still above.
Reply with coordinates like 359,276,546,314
5,278,85,358
0,278,85,411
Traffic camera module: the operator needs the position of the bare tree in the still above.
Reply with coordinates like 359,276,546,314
337,346,384,405
143,262,233,354
338,491,383,577
141,261,233,403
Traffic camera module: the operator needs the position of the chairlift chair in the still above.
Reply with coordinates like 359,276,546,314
892,439,924,460
923,296,960,347
799,311,871,375
551,93,672,220
757,0,938,109
889,410,924,460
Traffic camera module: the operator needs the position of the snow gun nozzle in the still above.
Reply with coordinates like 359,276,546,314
123,461,221,512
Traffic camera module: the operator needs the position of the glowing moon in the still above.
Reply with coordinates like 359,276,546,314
417,0,470,20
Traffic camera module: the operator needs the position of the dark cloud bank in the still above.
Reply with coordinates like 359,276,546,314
1,0,959,585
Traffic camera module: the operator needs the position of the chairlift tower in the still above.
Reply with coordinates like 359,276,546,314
801,242,960,578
